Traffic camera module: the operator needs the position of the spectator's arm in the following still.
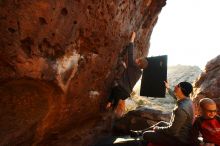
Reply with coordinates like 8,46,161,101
167,88,177,100
164,81,177,100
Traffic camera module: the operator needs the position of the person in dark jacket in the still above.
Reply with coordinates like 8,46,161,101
106,32,148,118
140,81,194,146
191,98,220,146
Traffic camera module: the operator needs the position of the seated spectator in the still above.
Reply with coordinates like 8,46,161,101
131,81,194,146
192,98,220,146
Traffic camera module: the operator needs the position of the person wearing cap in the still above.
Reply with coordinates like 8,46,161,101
139,81,194,146
191,98,220,146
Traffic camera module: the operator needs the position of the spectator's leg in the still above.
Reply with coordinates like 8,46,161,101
143,131,161,144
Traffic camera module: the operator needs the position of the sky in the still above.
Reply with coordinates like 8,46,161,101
148,0,220,69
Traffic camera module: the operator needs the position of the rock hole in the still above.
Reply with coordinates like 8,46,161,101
0,16,7,20
41,73,45,78
52,33,55,37
87,5,92,10
91,48,99,54
61,8,68,16
100,11,104,16
73,20,77,24
42,38,50,45
20,37,34,56
38,44,42,49
8,27,16,33
39,17,47,25
94,38,100,42
79,28,84,36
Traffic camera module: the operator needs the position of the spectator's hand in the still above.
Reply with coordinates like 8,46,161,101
164,81,169,89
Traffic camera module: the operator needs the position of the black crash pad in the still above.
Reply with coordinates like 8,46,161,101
140,55,167,98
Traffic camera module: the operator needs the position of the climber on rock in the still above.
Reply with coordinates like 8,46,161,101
106,31,148,118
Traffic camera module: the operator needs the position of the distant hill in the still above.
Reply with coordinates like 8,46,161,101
167,65,202,88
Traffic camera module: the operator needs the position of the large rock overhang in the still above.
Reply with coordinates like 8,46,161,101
0,0,166,145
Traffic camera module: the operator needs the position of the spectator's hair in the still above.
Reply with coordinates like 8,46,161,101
178,82,193,97
199,98,216,109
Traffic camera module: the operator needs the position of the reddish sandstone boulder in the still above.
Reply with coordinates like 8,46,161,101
113,107,171,135
0,0,166,145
